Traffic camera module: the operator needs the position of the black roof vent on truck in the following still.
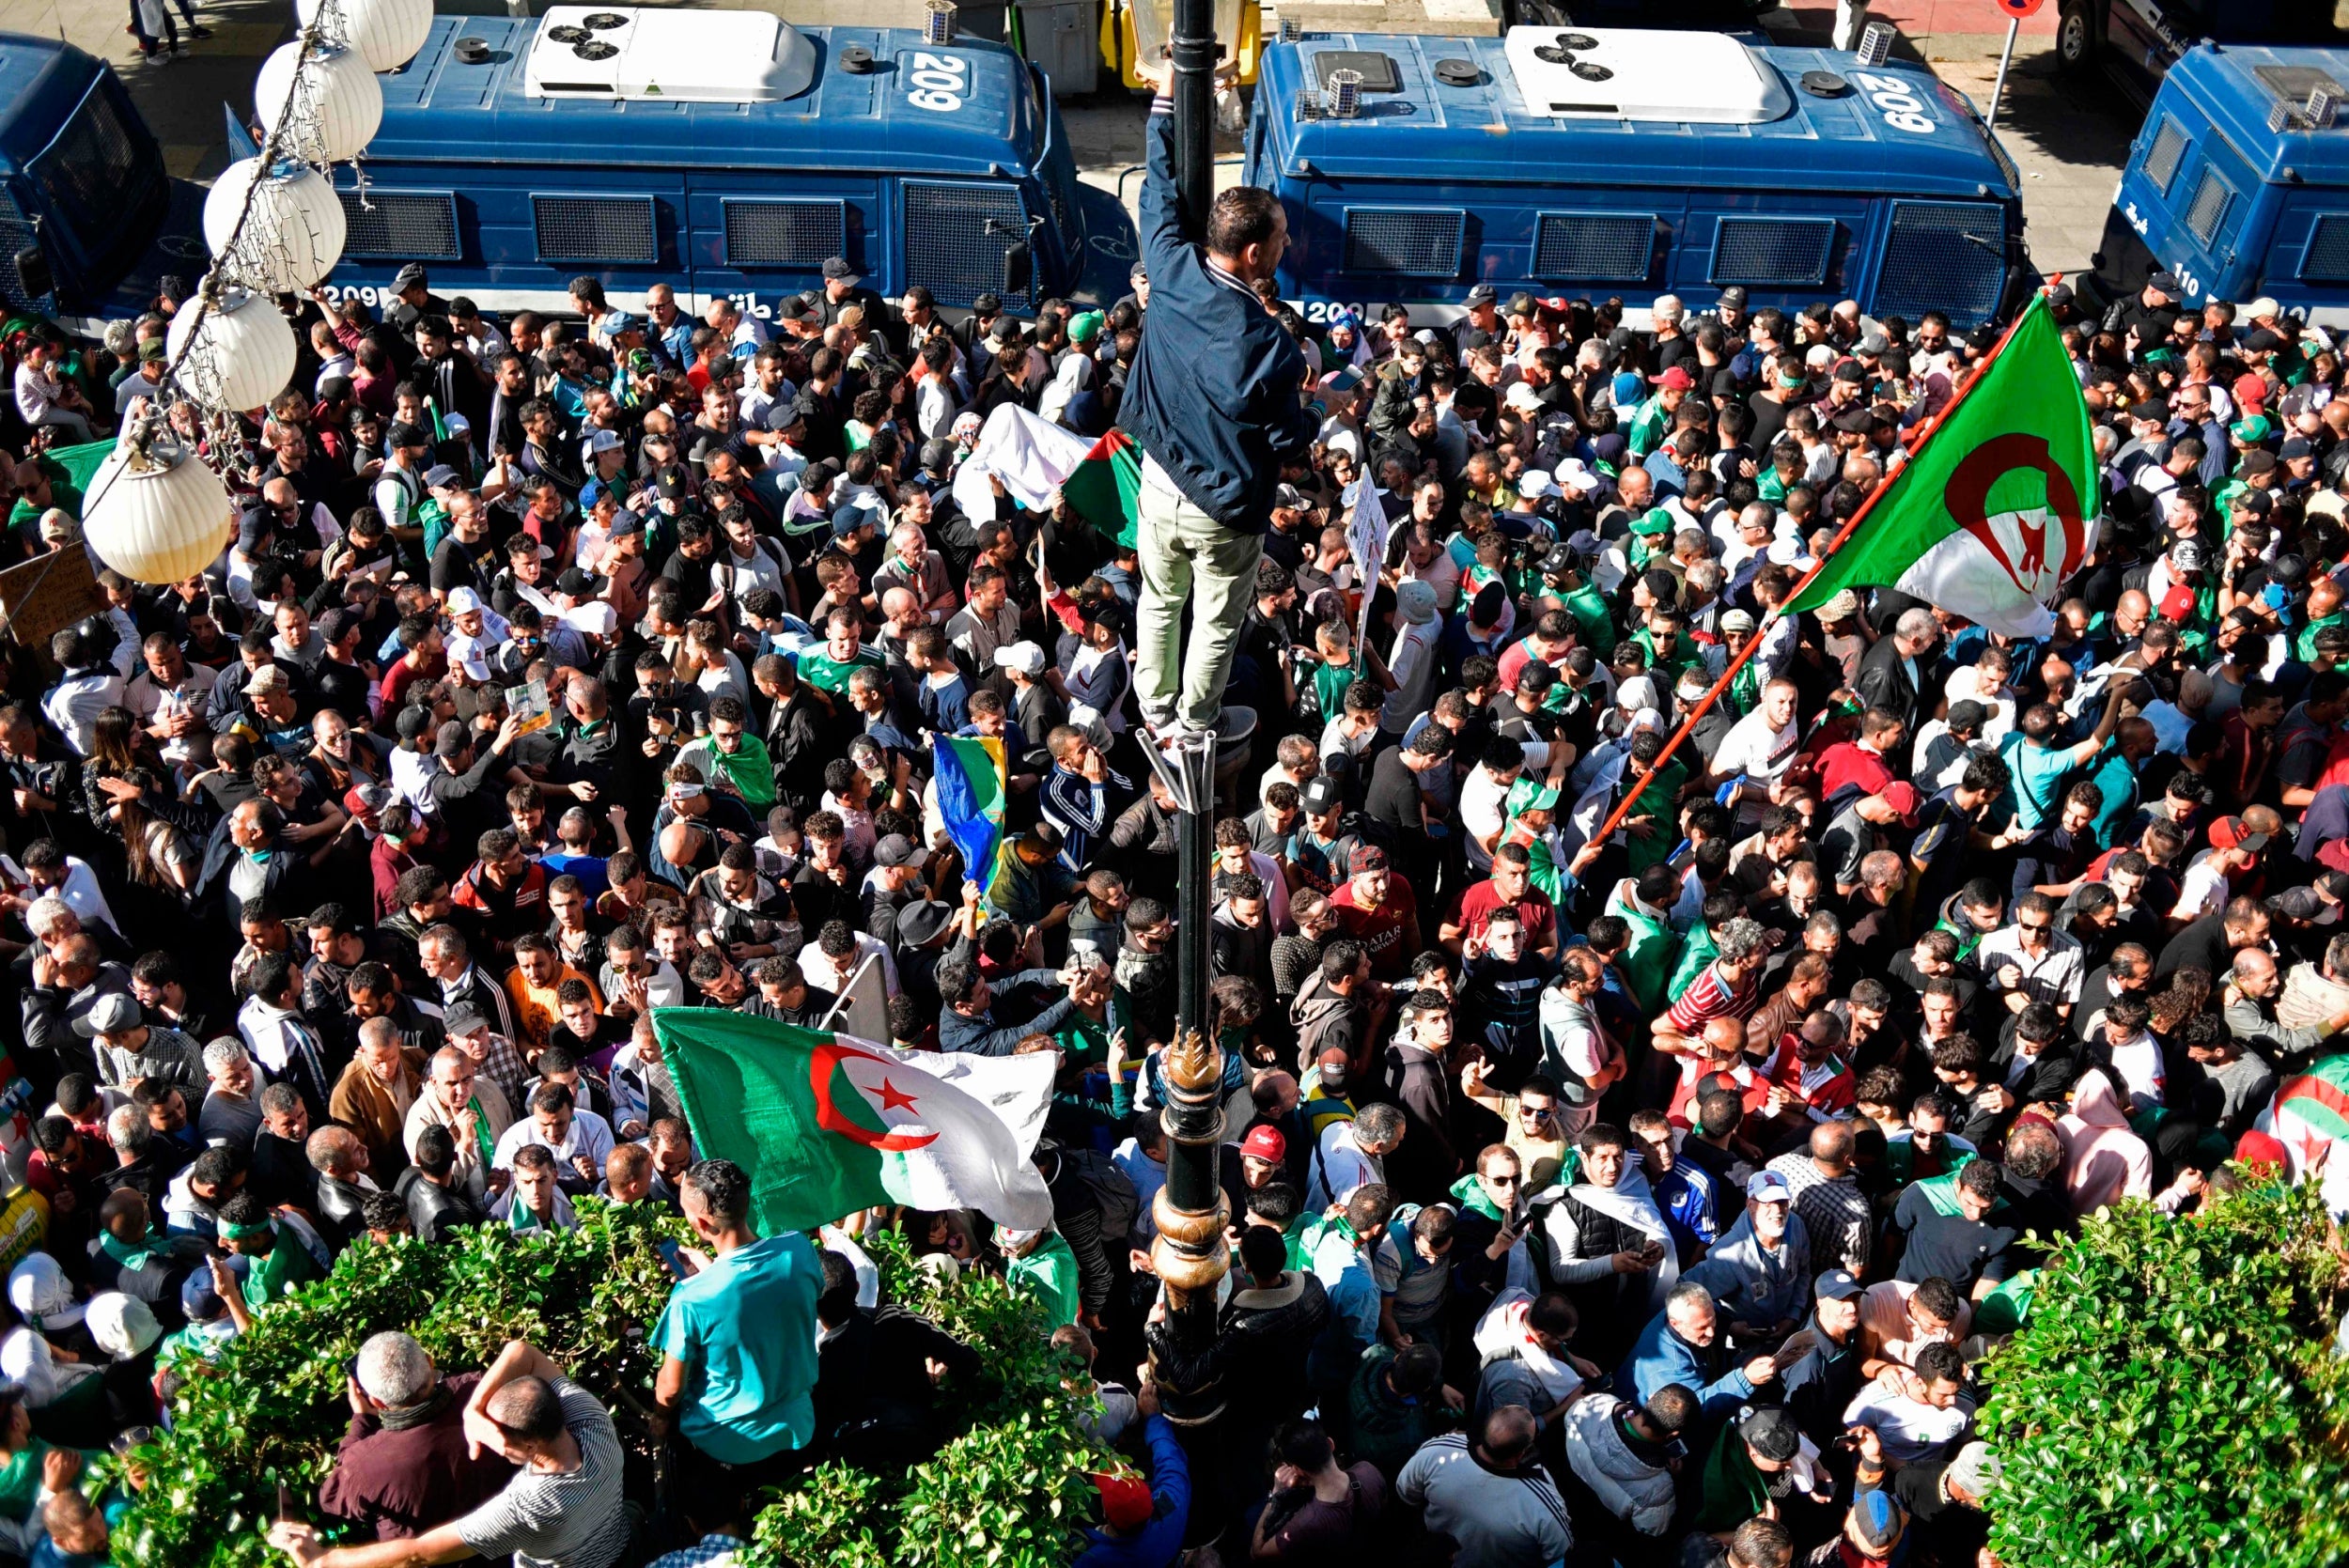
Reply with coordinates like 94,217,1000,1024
1313,49,1401,94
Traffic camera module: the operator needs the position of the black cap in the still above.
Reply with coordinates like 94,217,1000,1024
555,567,594,597
1739,1405,1799,1463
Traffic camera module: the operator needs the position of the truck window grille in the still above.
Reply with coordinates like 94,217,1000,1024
338,190,461,260
903,180,1030,310
2143,117,2187,193
1872,202,2005,329
1342,208,1465,277
721,199,844,270
532,194,657,265
1711,216,1837,288
1532,211,1657,283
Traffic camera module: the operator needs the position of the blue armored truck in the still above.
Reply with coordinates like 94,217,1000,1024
1244,26,2030,329
2091,42,2349,327
320,6,1140,322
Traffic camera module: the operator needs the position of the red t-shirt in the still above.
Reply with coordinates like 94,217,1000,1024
1330,878,1420,978
1451,878,1558,944
1813,740,1893,807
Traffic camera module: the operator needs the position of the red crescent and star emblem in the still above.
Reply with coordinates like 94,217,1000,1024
810,1039,940,1151
1943,432,2091,599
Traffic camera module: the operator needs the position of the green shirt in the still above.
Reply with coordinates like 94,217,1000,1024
0,1438,54,1522
796,647,884,696
243,1224,321,1310
1311,658,1361,721
1627,395,1671,458
1005,1231,1081,1329
1625,759,1688,875
1563,583,1616,656
653,1231,822,1463
2299,611,2345,664
1606,883,1681,1014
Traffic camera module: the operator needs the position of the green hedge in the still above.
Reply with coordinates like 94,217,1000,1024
1978,1178,2349,1568
116,1209,1112,1568
746,1228,1113,1568
119,1200,687,1568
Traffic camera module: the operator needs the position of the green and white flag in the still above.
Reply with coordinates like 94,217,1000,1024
1788,294,2097,638
653,1010,1055,1238
2252,1055,2349,1186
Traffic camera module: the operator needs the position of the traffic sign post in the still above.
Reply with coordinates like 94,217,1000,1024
1987,0,2045,129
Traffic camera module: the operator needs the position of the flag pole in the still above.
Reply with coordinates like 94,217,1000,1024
1585,289,2051,850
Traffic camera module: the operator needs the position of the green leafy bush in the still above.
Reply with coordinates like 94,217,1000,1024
117,1200,688,1568
748,1229,1113,1568
118,1208,1113,1568
1978,1178,2349,1568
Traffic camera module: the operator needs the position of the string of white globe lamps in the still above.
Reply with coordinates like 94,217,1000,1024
74,0,431,588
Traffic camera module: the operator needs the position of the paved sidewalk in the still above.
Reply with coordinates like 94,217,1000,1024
1768,2,2142,283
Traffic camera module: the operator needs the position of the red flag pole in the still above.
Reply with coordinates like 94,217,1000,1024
1583,287,2054,850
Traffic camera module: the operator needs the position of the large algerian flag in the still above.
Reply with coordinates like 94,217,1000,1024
933,735,1005,893
1788,295,2097,638
1061,428,1142,549
654,1010,1055,1238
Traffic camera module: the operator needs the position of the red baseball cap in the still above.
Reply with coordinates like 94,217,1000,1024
1875,781,1922,828
1240,1126,1287,1163
1094,1471,1153,1532
2232,373,2267,409
2209,815,2271,854
1650,365,1697,392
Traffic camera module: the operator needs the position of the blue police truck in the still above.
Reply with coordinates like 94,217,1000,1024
0,33,201,332
320,6,1139,322
2054,0,2345,108
2090,42,2349,327
1245,27,2031,329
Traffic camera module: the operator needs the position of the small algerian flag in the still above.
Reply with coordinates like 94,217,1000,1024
2252,1056,2349,1180
1789,294,2097,638
933,735,1005,893
654,1010,1056,1239
1060,427,1142,549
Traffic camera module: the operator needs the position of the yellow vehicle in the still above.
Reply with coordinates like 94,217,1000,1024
1100,0,1267,87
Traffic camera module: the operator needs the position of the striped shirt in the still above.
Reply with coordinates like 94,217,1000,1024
1666,960,1761,1034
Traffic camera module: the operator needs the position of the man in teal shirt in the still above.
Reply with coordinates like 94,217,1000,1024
1998,681,2128,831
652,1159,821,1506
2087,717,2157,848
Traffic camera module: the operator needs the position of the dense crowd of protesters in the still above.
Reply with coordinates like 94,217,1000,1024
0,75,2345,1563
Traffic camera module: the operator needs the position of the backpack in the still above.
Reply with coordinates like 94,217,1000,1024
1052,1144,1139,1246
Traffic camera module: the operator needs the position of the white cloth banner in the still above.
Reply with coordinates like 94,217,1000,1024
952,403,1094,523
1346,477,1392,653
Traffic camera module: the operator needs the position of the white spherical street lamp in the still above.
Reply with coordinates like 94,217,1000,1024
204,158,348,293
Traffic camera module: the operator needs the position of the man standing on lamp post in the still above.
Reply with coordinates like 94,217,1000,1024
1126,58,1318,742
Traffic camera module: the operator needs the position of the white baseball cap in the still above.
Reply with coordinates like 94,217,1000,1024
445,587,483,615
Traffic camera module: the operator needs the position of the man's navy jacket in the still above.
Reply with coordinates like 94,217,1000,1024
1119,99,1318,535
